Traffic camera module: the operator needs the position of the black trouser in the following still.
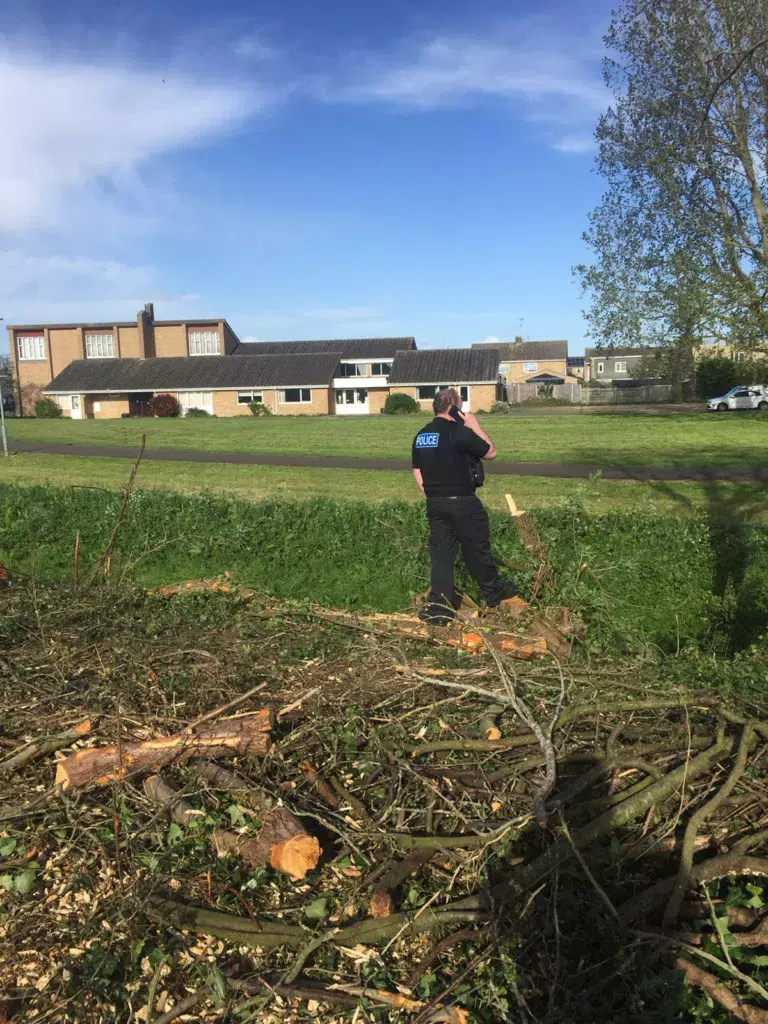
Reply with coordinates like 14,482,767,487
425,494,516,620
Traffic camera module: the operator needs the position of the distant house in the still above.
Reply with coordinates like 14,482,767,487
388,348,504,412
472,340,570,384
566,355,585,379
584,347,649,383
234,337,416,415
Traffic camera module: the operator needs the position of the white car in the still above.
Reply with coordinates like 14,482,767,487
707,385,768,412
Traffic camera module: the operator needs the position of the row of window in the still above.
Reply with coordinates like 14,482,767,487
338,361,392,377
596,361,627,374
416,385,469,401
499,362,539,374
16,330,221,361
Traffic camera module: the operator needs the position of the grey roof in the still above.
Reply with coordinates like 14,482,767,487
472,340,568,361
585,346,648,358
44,353,341,393
233,337,415,359
389,348,500,384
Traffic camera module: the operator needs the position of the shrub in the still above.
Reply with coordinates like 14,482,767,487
696,356,739,398
148,394,181,418
249,401,272,416
35,398,63,419
490,401,511,415
184,407,211,418
383,393,420,415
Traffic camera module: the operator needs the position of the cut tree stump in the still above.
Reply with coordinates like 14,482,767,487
212,806,321,880
55,711,273,790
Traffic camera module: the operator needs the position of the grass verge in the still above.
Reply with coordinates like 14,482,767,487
9,410,768,467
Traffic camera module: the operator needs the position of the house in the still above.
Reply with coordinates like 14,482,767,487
9,303,241,415
584,346,648,383
566,355,585,379
471,340,569,384
43,353,345,418
234,337,416,415
9,300,418,417
388,348,504,412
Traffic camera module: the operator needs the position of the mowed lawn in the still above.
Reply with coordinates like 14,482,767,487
4,452,768,520
8,409,768,467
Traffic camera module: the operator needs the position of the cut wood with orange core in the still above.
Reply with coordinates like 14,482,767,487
213,806,321,880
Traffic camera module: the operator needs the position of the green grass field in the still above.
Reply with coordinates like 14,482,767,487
9,409,768,467
3,451,768,520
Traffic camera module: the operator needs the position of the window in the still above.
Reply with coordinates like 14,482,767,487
238,391,264,405
459,386,469,402
597,361,605,374
499,363,510,373
417,385,438,400
188,330,220,356
523,362,538,373
281,388,311,404
17,335,45,361
339,362,367,377
614,361,627,373
371,362,392,376
55,395,72,411
335,389,368,405
178,391,213,415
85,333,115,358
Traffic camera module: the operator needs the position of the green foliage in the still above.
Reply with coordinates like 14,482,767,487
2,483,768,655
696,356,741,399
490,401,512,414
382,392,420,415
249,401,272,416
184,407,211,418
34,397,63,419
148,393,181,418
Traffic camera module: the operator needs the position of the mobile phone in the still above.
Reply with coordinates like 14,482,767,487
449,405,464,422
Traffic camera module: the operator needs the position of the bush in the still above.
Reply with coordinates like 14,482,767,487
249,401,272,416
35,398,63,419
184,407,211,418
148,394,181,418
383,393,420,415
696,356,739,398
490,401,511,414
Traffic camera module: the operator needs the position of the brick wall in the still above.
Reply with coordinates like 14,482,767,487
118,326,142,358
49,328,83,376
368,388,389,414
153,325,189,358
213,389,278,416
471,384,498,410
276,387,330,415
87,395,130,418
504,359,567,384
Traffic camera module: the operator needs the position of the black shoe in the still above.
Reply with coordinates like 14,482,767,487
487,581,518,608
418,607,455,626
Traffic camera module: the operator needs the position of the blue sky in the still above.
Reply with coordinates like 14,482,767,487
0,0,615,355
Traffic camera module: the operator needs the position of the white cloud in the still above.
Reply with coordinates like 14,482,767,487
233,35,277,61
322,23,608,152
554,134,597,154
0,49,265,235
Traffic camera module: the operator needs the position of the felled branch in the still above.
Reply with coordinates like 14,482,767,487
0,719,93,776
369,847,437,918
54,711,273,789
212,806,321,880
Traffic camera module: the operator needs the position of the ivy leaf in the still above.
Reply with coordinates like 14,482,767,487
227,805,247,828
0,874,14,891
749,955,768,967
0,839,17,856
13,869,37,894
304,897,328,921
167,823,183,845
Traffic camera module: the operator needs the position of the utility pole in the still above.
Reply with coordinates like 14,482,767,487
0,318,7,457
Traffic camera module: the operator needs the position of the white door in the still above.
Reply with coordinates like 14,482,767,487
335,388,370,414
70,394,83,419
731,389,752,410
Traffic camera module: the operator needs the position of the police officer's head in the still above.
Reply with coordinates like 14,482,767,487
433,388,461,416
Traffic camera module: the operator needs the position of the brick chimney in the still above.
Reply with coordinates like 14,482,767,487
137,302,156,358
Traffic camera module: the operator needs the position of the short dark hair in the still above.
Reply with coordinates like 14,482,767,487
433,388,460,415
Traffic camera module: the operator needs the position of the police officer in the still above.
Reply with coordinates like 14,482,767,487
411,388,517,623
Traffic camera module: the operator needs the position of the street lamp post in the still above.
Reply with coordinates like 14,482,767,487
0,371,7,457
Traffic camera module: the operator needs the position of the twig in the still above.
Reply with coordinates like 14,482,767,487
0,720,93,776
663,724,754,927
181,681,269,735
558,812,622,924
151,989,207,1024
84,433,146,583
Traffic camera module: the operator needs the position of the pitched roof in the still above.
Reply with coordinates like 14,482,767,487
584,346,649,358
472,340,568,361
43,354,341,393
233,337,415,359
389,348,499,384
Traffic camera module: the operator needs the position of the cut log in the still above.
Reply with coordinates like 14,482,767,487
143,775,203,826
0,719,93,777
54,711,273,790
212,806,320,880
369,847,437,918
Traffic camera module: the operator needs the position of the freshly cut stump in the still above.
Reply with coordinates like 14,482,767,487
213,806,320,880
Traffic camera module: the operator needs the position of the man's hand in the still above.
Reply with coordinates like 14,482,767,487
462,411,497,459
412,467,426,495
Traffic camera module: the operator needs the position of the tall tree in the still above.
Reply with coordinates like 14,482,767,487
576,0,768,349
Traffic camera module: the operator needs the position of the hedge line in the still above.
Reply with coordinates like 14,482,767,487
1,483,766,654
